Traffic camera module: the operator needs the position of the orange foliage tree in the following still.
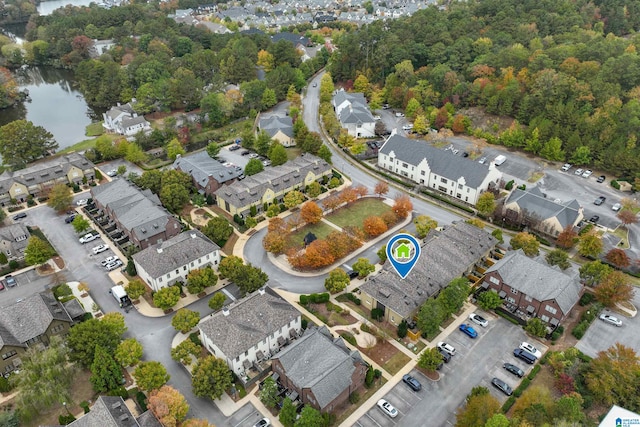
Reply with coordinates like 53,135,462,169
381,210,398,226
182,419,214,427
392,195,413,219
353,185,368,198
148,385,190,427
263,232,286,254
618,209,639,227
374,181,389,198
322,194,341,212
287,213,304,231
326,230,362,259
605,249,631,269
268,217,289,233
304,240,335,268
556,226,578,249
595,271,634,307
363,216,388,237
301,201,323,224
339,186,357,205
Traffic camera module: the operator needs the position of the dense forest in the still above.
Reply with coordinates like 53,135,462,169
329,0,640,178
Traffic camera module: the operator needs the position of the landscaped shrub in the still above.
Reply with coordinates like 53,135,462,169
299,294,309,305
80,401,90,414
528,365,541,380
360,323,371,333
365,366,374,388
136,391,148,411
371,308,384,321
340,332,357,346
108,386,128,399
349,392,360,404
0,375,12,392
611,180,620,190
189,331,202,346
501,396,516,413
309,293,330,303
59,414,76,425
572,321,588,339
8,260,18,269
579,292,595,306
505,180,515,191
326,302,343,313
578,223,594,236
374,369,382,379
53,284,73,298
397,321,408,338
301,318,308,330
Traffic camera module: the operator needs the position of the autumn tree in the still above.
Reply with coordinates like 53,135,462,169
353,185,368,198
125,279,147,301
171,309,200,334
324,268,350,294
556,226,578,249
455,392,501,427
392,194,413,219
153,286,181,311
338,186,357,205
133,361,170,392
326,231,362,258
181,420,214,427
578,231,603,258
24,236,56,266
418,347,443,371
208,292,226,311
47,183,73,213
263,231,286,254
303,239,335,269
414,215,438,238
511,232,540,256
148,385,189,427
300,201,323,224
321,194,341,212
545,249,570,269
579,261,613,286
511,386,553,423
476,192,496,217
585,343,640,410
114,338,143,367
595,270,634,307
605,248,631,269
192,355,233,400
363,215,388,237
374,181,389,198
283,190,305,209
618,209,638,227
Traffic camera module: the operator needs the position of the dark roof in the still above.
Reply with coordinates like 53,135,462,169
61,396,159,427
303,232,317,245
63,299,87,320
360,222,498,318
505,187,582,229
132,230,220,279
271,32,310,46
379,134,495,188
173,151,242,187
259,116,294,139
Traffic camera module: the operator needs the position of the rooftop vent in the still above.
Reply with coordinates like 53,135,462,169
157,247,163,254
191,232,197,239
258,288,265,295
141,228,146,233
222,308,230,316
153,223,158,229
111,402,121,409
54,309,63,313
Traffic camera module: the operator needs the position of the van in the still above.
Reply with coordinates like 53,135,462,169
494,155,507,166
513,348,537,365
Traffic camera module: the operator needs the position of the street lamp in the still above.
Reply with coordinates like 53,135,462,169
62,402,71,416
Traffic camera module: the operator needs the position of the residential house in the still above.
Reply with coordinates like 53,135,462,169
482,250,583,326
0,153,96,205
502,187,584,238
173,151,243,196
332,90,376,138
89,39,116,58
359,222,498,325
272,326,367,413
0,291,77,376
0,224,30,260
43,396,161,427
258,116,295,147
132,229,220,292
213,154,332,217
199,288,301,379
377,133,503,205
102,102,151,136
90,179,182,249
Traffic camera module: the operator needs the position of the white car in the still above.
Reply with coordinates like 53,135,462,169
582,169,593,178
92,244,109,255
519,342,542,359
106,169,117,177
373,115,381,121
377,399,398,418
105,260,123,271
76,199,88,206
561,163,572,171
437,342,456,356
262,160,271,166
395,112,405,117
469,313,488,327
478,157,487,164
574,168,584,176
248,153,259,158
253,418,271,427
402,124,414,131
612,203,622,211
101,256,119,266
600,313,622,327
79,233,98,244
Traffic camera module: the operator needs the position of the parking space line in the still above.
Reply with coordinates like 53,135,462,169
364,412,384,427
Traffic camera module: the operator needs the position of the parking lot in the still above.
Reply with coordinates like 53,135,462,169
354,315,545,427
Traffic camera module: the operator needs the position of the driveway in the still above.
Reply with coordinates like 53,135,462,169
354,315,543,427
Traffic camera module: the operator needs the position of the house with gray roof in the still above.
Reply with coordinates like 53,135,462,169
173,151,243,196
332,90,376,138
258,115,295,147
378,133,503,205
213,153,332,217
102,102,151,136
503,187,584,238
482,250,583,326
0,152,95,205
90,179,181,249
272,326,367,413
133,229,220,292
199,287,301,379
0,223,30,260
359,221,498,324
45,396,161,427
0,291,78,376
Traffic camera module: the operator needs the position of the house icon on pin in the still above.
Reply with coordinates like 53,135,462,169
395,243,411,259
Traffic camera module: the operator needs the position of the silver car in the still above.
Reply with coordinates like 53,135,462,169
599,313,622,327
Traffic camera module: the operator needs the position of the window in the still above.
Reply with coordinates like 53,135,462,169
244,350,248,356
166,274,170,279
489,276,499,285
506,297,515,304
191,262,194,267
458,184,463,189
545,305,557,315
51,323,65,334
1,350,17,360
183,266,187,271
402,162,408,168
440,177,448,184
206,254,210,259
540,315,550,322
421,171,425,176
510,288,518,295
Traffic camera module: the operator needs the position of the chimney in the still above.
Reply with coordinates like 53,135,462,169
191,232,197,238
222,308,230,316
157,247,163,254
258,288,265,295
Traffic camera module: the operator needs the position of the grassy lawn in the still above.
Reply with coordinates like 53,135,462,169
326,198,391,229
286,146,302,161
85,122,104,136
287,222,336,247
382,351,411,375
612,227,630,248
59,134,120,154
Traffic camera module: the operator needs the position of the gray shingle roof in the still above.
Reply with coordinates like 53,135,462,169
506,187,582,229
132,229,219,279
484,250,582,315
275,326,365,410
259,116,294,138
65,396,141,427
0,291,73,348
360,222,498,318
379,134,494,188
121,115,149,128
173,151,242,187
0,223,30,255
199,288,300,360
106,103,135,120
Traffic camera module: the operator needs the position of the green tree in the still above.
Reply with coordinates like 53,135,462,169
125,143,148,164
160,183,190,213
579,261,613,287
317,144,332,163
254,130,272,156
485,414,510,427
206,142,220,159
166,138,185,160
133,361,170,392
294,406,324,427
137,170,163,194
511,232,540,256
71,215,91,234
491,228,503,243
261,88,277,109
67,317,124,366
259,377,279,408
114,338,143,367
191,355,233,400
0,120,58,167
153,286,181,311
578,232,603,258
117,165,127,175
525,318,547,338
569,145,592,165
186,266,218,294
552,393,586,424
47,183,73,213
171,340,201,365
418,347,444,371
0,412,19,427
279,397,297,427
245,158,264,176
171,309,200,334
268,142,288,166
414,215,438,238
90,345,123,392
438,277,470,315
545,249,570,269
306,182,322,199
352,257,375,278
24,236,55,266
585,343,640,409
417,298,446,337
476,192,496,217
218,255,244,280
284,190,305,209
377,244,388,263
324,268,350,294
477,291,503,310
161,169,193,191
202,217,234,246
208,292,226,311
539,137,565,161
455,393,500,427
125,279,147,301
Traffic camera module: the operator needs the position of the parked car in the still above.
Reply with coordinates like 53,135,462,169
582,169,593,178
599,313,622,327
101,256,119,266
373,115,381,121
65,214,77,223
459,323,478,338
395,112,405,117
382,104,390,109
5,275,17,288
478,157,487,164
262,160,271,167
469,313,488,327
76,199,88,206
402,124,413,131
438,348,452,363
248,153,259,158
594,196,606,205
106,169,118,177
228,144,241,151
519,342,542,358
437,342,456,356
589,215,600,223
92,244,109,255
513,348,537,365
402,374,422,391
312,82,317,87
612,203,622,211
347,269,359,280
105,260,123,271
597,175,606,183
377,399,398,418
253,418,271,427
79,233,99,244
561,163,572,171
503,363,525,378
491,378,513,396
12,212,27,220
0,280,4,291
241,150,250,156
574,168,584,176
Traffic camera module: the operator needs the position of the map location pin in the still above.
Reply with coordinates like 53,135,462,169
386,233,421,279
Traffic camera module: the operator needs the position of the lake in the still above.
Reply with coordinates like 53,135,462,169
37,0,97,15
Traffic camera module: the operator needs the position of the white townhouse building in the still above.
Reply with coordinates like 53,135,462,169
332,90,376,138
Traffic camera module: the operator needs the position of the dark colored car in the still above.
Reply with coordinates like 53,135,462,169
438,348,452,363
347,269,359,280
241,150,250,156
597,175,606,183
513,348,537,365
503,363,524,378
5,275,17,287
65,214,77,223
594,196,606,205
491,378,513,396
589,215,600,223
402,374,422,391
229,144,241,151
13,212,27,220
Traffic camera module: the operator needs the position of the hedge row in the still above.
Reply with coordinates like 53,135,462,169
299,293,331,305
